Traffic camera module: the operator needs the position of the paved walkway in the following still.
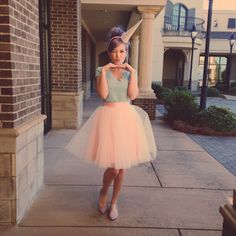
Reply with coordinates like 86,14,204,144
189,135,236,176
1,96,236,236
158,96,236,177
193,96,236,177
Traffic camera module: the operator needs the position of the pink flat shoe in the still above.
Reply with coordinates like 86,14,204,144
98,189,107,214
108,203,119,221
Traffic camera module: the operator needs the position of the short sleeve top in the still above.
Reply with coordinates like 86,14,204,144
96,67,137,102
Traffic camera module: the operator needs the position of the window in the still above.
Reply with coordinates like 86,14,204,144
199,56,228,86
172,4,188,30
228,18,236,29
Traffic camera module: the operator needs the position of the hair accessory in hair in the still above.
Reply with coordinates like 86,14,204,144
121,19,143,43
107,19,143,47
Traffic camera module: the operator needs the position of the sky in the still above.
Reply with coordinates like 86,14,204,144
203,0,236,10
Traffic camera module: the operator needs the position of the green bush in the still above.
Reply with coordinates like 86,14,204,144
231,82,236,88
164,90,198,122
207,87,221,97
160,87,172,100
151,82,162,97
173,86,188,91
215,83,227,92
195,105,236,132
151,82,173,100
229,87,236,95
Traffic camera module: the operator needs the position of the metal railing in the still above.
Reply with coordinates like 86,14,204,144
162,15,205,38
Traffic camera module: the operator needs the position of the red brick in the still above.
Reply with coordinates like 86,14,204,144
0,79,13,86
0,113,17,120
0,0,9,4
0,34,10,42
0,70,12,78
0,15,9,23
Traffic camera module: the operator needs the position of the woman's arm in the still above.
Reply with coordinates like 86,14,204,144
123,64,139,100
96,64,113,99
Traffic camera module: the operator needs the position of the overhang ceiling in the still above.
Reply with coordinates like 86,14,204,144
81,5,134,42
81,0,166,42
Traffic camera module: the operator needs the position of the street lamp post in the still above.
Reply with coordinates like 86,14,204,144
227,33,235,91
188,24,197,90
200,0,213,110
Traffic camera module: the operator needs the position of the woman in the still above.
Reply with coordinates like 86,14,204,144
67,22,156,221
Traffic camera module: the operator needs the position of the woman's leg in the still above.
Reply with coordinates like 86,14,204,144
102,168,119,194
99,168,119,209
111,169,125,204
108,169,125,220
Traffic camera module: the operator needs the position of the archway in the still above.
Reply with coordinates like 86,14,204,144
162,49,186,88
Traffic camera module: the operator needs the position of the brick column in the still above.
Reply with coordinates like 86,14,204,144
50,0,83,128
220,189,236,236
0,0,45,224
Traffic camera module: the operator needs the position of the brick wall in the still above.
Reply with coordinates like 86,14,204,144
0,0,41,128
50,0,82,93
132,98,157,120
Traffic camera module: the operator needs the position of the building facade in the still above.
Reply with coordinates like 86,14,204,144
81,0,236,98
153,0,236,90
0,0,83,224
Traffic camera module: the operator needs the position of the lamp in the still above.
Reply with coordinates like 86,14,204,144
229,32,235,47
227,33,235,90
191,24,198,39
188,24,197,90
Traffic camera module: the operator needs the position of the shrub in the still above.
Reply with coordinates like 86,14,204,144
215,83,227,92
207,87,221,97
160,87,172,100
173,86,188,91
194,105,236,132
164,90,198,122
151,82,162,97
151,82,173,100
231,82,236,87
229,86,236,95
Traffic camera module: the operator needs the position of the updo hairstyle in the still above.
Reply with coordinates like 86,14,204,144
107,25,130,53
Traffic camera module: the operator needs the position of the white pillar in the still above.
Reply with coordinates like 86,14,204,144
137,6,161,98
130,34,139,72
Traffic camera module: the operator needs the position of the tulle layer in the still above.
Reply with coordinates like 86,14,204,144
66,102,157,169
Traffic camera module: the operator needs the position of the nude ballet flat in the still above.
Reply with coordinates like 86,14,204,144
98,189,107,214
108,203,119,221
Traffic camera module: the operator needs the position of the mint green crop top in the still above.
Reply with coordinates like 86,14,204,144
96,67,137,102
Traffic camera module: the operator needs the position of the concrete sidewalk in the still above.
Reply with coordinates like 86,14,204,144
1,96,236,236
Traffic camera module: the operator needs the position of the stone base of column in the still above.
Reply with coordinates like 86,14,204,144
220,189,236,236
52,92,84,129
132,93,157,120
0,115,45,224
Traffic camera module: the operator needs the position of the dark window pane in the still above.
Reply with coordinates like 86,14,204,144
228,18,236,29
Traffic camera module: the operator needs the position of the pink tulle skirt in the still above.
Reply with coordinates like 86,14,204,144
66,102,157,169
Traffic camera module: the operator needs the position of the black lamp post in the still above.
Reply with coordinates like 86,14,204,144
227,33,235,90
188,24,197,90
200,0,213,110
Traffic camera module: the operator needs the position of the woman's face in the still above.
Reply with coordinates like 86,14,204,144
109,43,127,65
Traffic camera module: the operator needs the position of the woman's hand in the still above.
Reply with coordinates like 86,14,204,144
102,63,116,72
120,63,135,74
